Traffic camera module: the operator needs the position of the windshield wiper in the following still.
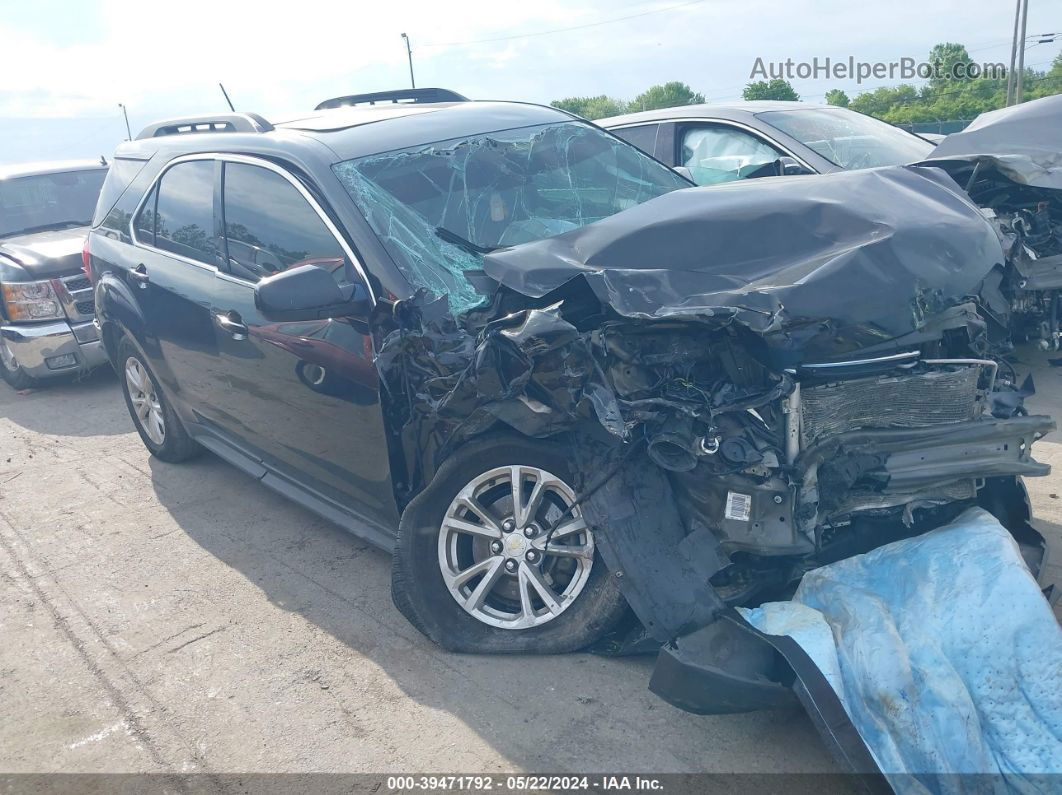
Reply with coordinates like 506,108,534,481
5,220,87,237
434,226,495,255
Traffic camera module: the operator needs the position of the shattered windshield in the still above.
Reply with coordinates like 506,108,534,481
757,108,934,170
332,121,689,313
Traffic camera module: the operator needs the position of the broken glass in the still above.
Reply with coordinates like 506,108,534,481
332,121,687,314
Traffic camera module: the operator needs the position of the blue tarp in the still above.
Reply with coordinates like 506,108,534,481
740,508,1062,792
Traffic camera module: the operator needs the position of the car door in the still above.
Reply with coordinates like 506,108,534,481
128,158,227,419
208,156,397,527
676,123,787,185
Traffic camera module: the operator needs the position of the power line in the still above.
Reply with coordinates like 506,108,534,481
419,0,711,48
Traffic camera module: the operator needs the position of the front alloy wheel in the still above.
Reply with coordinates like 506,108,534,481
391,433,628,654
438,465,595,630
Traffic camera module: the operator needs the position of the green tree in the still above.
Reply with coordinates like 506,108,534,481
845,43,1061,125
550,95,627,120
825,89,850,107
1031,52,1062,99
927,42,975,92
627,82,705,112
742,79,799,101
850,84,920,118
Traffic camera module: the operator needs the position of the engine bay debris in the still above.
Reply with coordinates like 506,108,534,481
371,160,1054,647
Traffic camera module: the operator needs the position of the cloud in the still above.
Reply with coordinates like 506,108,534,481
0,0,584,117
0,0,1058,163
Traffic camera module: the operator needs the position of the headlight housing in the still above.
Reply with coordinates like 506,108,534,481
1,280,64,322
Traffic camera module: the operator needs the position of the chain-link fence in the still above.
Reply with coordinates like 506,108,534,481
896,120,974,135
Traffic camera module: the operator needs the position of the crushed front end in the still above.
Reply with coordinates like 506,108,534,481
921,94,1062,349
370,161,1055,713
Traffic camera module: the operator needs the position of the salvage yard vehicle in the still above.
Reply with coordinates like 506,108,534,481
603,97,1062,351
599,100,935,185
87,92,1056,713
1,160,109,388
921,94,1062,350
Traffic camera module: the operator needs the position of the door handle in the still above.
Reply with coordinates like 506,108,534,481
130,263,149,288
215,312,249,340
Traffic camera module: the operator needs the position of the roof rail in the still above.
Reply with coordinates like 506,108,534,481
315,88,469,111
136,112,274,140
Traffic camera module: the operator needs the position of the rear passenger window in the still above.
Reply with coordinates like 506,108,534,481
151,160,217,263
221,162,347,283
93,158,148,227
611,124,659,157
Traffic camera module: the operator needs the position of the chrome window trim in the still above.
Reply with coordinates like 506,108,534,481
608,117,817,174
128,152,376,305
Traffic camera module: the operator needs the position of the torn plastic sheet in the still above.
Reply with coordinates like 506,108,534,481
482,164,1006,365
924,95,1062,190
740,507,1062,791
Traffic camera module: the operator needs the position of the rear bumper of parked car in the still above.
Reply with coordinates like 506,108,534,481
0,319,108,379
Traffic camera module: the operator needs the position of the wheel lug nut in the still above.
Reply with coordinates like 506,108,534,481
526,549,538,563
502,519,515,532
490,540,503,554
523,525,537,538
504,559,518,573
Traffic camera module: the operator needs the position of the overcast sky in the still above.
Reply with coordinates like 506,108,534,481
1,0,1059,164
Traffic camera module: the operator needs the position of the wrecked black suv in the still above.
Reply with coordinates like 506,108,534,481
88,93,1053,686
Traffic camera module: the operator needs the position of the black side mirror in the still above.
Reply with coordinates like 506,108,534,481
776,156,813,176
255,264,371,320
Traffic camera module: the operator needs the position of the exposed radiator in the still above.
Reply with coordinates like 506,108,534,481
800,367,982,448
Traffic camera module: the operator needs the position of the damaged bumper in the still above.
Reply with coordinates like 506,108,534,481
798,414,1053,524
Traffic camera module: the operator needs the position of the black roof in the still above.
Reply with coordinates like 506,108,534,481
117,101,575,164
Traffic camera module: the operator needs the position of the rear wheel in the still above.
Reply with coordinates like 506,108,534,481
392,434,628,653
0,339,38,390
117,337,199,463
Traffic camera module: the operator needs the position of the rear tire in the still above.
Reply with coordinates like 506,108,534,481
117,337,200,463
392,433,628,653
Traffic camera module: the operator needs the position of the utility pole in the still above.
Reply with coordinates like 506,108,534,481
1015,0,1030,104
118,103,131,140
401,33,415,88
1006,0,1022,105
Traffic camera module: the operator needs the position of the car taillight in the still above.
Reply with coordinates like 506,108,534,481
82,236,92,279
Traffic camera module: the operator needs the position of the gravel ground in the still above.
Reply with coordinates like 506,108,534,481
1,348,1059,780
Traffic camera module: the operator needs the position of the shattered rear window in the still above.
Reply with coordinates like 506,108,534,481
332,121,688,313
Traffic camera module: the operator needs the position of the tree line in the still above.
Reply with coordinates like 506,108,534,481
551,43,1062,122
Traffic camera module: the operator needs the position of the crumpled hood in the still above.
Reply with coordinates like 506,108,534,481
482,165,1004,364
0,227,88,279
919,94,1062,190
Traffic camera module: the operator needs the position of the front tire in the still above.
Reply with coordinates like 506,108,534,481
392,433,628,653
117,337,199,463
0,339,38,390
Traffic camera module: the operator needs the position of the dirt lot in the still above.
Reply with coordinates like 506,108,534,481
2,348,1060,777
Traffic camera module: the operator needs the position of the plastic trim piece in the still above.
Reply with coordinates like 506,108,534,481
136,113,274,140
315,88,469,111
